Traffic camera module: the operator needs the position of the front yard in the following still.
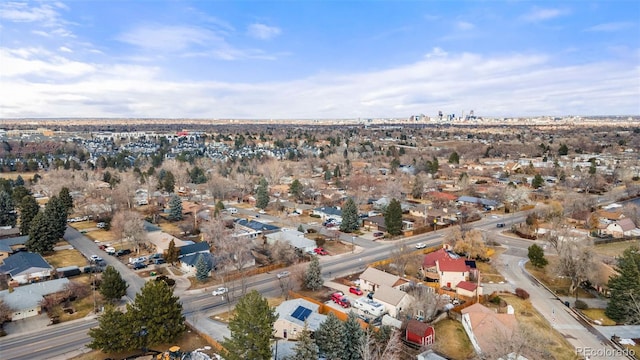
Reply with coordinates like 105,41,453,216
432,319,475,359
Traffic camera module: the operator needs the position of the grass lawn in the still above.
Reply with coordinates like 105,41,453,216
158,222,182,236
69,221,98,231
432,319,475,360
498,294,579,360
525,260,594,298
477,247,506,283
0,172,37,180
84,230,119,243
593,240,640,257
70,325,220,360
45,249,89,268
580,308,617,326
210,296,285,324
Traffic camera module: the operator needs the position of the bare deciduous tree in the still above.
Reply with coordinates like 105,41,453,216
555,240,594,295
481,323,553,360
111,210,147,254
0,298,13,324
269,241,299,266
359,328,403,360
403,286,446,322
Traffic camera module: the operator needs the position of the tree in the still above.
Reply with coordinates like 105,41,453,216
411,176,424,199
167,194,183,221
19,194,39,236
162,171,175,193
555,242,594,295
87,305,132,353
195,255,211,282
290,323,319,360
289,179,303,202
58,187,74,214
188,166,207,184
99,265,128,303
126,280,186,348
404,286,445,322
256,177,270,210
0,298,13,324
304,255,324,290
111,210,147,254
448,151,460,164
44,196,67,240
14,175,24,186
528,244,548,268
343,312,365,360
25,211,56,254
339,197,359,233
0,191,17,227
223,290,278,360
359,327,403,360
165,239,180,265
531,174,544,189
558,143,569,156
315,312,345,360
606,245,640,324
384,198,403,236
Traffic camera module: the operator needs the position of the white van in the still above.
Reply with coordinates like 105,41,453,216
227,207,238,214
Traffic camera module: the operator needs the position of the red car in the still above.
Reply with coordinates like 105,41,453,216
331,292,350,308
314,247,328,255
349,287,363,295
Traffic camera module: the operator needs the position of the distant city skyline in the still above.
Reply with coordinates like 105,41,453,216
1,1,639,119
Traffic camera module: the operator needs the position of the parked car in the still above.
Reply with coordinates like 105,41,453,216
349,287,363,295
277,271,290,279
90,255,103,262
132,262,147,270
314,247,328,255
96,222,107,229
116,249,132,257
373,232,384,238
331,292,350,308
152,258,166,265
227,207,238,214
496,223,505,228
212,287,229,296
415,243,427,249
105,247,116,255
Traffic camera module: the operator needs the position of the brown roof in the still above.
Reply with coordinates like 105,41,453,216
360,267,401,288
437,257,469,272
597,210,624,221
426,192,458,201
461,303,517,353
616,218,637,232
406,319,431,336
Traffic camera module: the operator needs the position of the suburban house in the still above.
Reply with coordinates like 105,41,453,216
420,248,480,296
312,206,343,222
0,252,53,284
359,267,410,293
273,298,326,340
437,257,471,289
461,303,517,356
0,236,29,260
604,218,639,238
265,229,316,254
456,196,499,210
372,284,413,318
0,278,69,320
147,231,192,255
405,319,435,347
233,219,280,239
178,242,214,275
416,349,448,360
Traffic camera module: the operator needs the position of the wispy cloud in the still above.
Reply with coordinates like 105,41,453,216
521,7,568,22
2,46,637,118
1,1,73,38
456,21,475,31
585,22,635,32
118,24,221,52
247,23,281,40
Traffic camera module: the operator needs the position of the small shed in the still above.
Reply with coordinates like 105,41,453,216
405,319,435,346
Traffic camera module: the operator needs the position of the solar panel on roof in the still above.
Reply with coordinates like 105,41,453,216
291,306,312,321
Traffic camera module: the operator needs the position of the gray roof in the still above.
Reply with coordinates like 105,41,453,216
0,252,52,276
374,284,409,306
360,267,401,288
180,252,216,268
0,278,69,311
275,298,326,331
179,242,210,257
266,230,316,249
313,206,342,217
457,196,498,207
0,235,29,247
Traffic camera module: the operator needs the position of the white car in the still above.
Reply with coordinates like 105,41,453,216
258,209,266,214
212,287,229,296
277,271,290,279
415,243,427,249
90,255,103,262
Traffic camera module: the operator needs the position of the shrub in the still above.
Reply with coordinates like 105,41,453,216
310,214,321,218
574,299,588,310
490,296,502,305
515,288,530,300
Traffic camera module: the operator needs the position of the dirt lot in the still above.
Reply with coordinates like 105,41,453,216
70,325,220,360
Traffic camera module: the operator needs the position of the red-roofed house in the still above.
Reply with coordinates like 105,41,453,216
456,280,482,298
436,257,470,290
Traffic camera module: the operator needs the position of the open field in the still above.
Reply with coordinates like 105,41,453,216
432,319,475,359
210,296,285,324
0,172,37,180
593,240,640,257
70,325,220,360
477,247,506,283
69,221,98,231
84,229,119,243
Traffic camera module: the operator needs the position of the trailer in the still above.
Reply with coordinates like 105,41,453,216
352,297,386,317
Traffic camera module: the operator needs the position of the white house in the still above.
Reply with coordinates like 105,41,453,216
265,230,316,254
273,298,326,340
0,278,69,320
436,257,470,290
359,267,410,293
312,206,343,222
372,284,413,318
0,252,53,284
605,218,639,238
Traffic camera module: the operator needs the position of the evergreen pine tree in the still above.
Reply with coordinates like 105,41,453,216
15,175,24,186
343,312,365,360
315,312,345,360
384,198,403,236
528,244,548,268
126,281,186,348
163,171,175,193
100,265,129,303
0,191,17,227
304,255,324,291
290,323,319,360
195,254,211,282
605,246,640,324
45,196,68,240
87,305,133,353
11,186,29,204
289,179,303,202
531,174,544,189
256,177,270,210
339,198,359,233
167,194,183,221
25,211,56,254
58,187,74,214
19,194,39,236
448,151,460,164
223,290,278,360
165,239,180,264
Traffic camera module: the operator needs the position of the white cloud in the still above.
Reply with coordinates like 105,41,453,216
247,23,281,40
521,7,568,22
0,46,638,119
456,21,475,30
59,46,72,53
0,1,61,23
118,24,220,52
585,22,635,32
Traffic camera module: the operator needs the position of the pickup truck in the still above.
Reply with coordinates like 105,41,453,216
331,292,350,308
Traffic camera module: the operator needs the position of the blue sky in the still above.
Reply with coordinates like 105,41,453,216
1,0,639,119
